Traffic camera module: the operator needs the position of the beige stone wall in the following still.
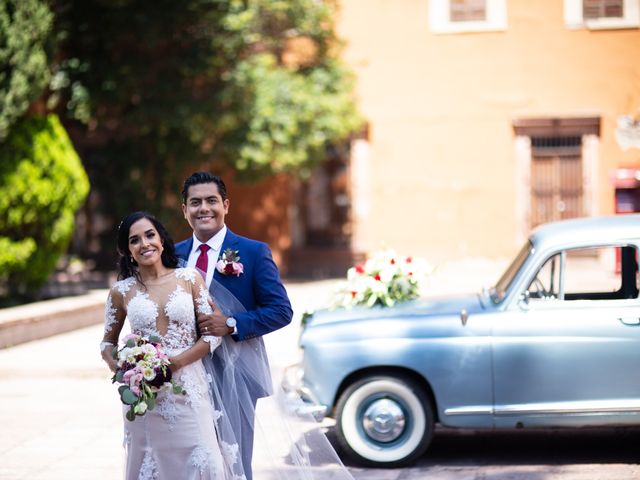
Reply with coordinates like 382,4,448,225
336,0,640,263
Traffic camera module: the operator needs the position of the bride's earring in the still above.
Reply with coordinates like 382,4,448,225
130,256,137,266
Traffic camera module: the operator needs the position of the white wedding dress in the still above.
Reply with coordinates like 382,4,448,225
102,267,242,480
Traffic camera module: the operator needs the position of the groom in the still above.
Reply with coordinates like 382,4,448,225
175,171,293,478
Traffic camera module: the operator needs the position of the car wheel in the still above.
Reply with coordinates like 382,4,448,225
335,375,434,467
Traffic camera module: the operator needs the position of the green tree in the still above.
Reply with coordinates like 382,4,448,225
50,0,361,251
209,1,362,178
0,114,90,300
0,0,53,140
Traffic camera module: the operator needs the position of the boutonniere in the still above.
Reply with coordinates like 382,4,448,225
216,248,244,277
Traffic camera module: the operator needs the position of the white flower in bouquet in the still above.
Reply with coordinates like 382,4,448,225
142,366,156,381
134,401,148,415
118,347,132,362
131,346,143,357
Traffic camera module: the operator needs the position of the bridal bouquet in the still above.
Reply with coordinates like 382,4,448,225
111,333,185,421
334,249,433,308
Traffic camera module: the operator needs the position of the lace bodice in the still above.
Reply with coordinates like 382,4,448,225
103,268,216,355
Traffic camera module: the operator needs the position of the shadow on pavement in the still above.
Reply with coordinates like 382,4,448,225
322,425,640,468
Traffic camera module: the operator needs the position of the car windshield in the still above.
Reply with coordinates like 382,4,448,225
490,241,533,304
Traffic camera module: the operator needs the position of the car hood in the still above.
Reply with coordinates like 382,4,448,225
305,293,485,328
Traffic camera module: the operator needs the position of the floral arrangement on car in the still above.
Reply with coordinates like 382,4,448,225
111,333,186,421
333,249,433,309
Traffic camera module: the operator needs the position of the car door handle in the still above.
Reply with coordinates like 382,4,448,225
618,317,640,326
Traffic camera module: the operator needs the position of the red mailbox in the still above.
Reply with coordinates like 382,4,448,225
614,169,640,213
613,168,640,271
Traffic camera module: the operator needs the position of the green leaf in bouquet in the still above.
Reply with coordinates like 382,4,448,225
126,338,136,348
111,346,118,360
148,335,162,344
115,370,124,383
118,385,128,395
120,387,139,405
146,396,156,411
125,407,136,422
172,382,185,395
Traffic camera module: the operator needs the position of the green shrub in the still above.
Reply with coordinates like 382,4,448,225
0,114,89,299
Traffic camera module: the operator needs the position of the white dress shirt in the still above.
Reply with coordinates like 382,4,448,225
186,225,227,288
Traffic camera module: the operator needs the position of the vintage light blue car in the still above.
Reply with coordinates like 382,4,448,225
284,214,640,467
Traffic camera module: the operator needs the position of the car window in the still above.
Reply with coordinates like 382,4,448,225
527,245,639,302
492,241,533,304
528,253,560,300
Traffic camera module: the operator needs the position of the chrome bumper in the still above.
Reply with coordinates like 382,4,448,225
281,363,329,421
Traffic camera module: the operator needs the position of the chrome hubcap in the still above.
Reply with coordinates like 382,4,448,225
362,398,406,442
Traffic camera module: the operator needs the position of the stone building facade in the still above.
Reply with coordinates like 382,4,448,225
224,0,640,277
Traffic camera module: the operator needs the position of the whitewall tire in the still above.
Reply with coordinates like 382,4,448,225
335,375,434,467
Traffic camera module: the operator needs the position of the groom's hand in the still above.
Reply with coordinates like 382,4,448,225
197,298,233,336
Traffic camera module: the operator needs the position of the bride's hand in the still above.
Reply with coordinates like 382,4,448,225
168,357,182,373
198,299,232,336
107,359,118,373
101,347,118,372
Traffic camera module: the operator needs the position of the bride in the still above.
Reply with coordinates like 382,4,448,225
99,211,244,479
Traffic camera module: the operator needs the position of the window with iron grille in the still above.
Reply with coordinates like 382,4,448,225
531,136,582,152
583,0,624,19
564,0,638,29
450,0,486,22
429,0,506,33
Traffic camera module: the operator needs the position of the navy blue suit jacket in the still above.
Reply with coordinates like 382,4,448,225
175,229,292,340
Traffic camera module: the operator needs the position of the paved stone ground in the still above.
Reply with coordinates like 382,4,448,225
12,259,638,479
3,259,640,479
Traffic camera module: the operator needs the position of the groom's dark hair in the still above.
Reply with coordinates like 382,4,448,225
181,172,228,203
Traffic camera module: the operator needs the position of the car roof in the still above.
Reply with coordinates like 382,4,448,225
530,214,640,251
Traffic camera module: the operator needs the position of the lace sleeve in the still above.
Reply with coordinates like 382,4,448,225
201,335,222,353
101,285,126,350
190,272,221,354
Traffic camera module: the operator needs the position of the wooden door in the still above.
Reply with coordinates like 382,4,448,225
530,136,583,228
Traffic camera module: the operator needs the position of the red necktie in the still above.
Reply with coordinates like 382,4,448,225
195,244,211,279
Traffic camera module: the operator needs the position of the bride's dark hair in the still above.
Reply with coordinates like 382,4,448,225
116,211,178,281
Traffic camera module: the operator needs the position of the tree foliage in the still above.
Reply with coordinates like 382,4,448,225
50,0,362,234
0,0,53,140
0,115,90,299
211,1,362,177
